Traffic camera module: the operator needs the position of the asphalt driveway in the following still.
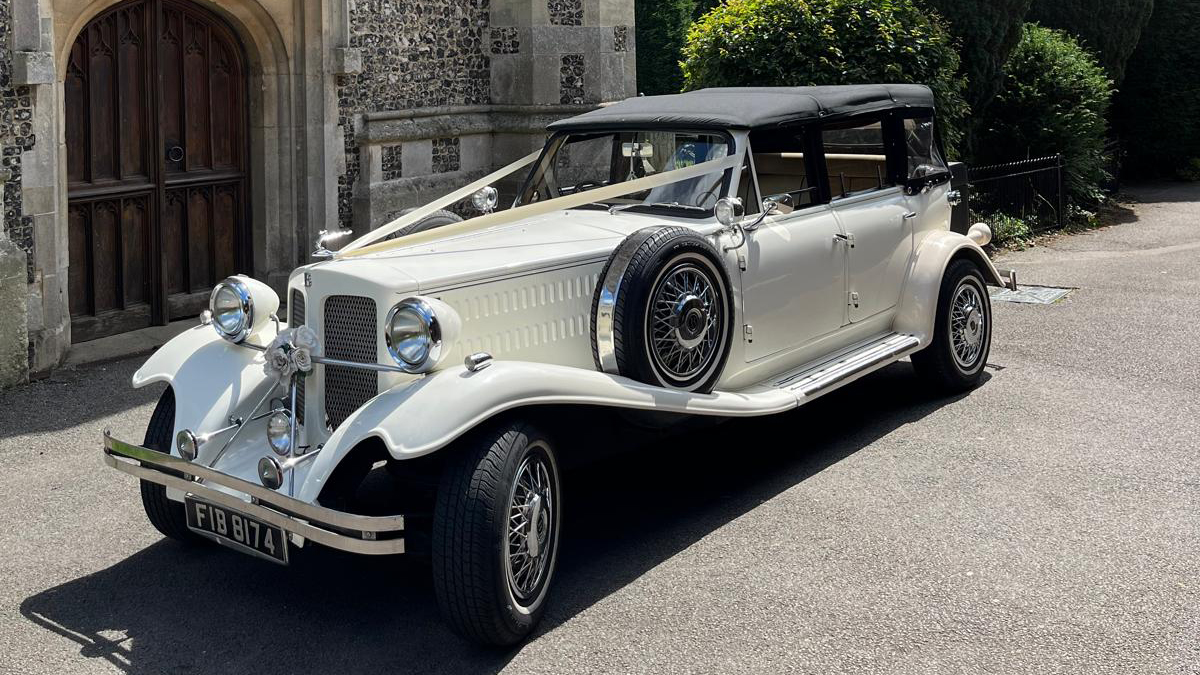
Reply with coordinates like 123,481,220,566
1,183,1197,674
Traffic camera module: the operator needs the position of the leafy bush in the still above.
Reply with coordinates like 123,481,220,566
635,0,697,96
984,212,1035,249
1116,0,1200,178
974,25,1113,206
1027,0,1155,83
680,0,969,155
915,0,1032,115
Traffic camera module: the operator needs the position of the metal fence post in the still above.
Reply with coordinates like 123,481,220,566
1056,154,1066,229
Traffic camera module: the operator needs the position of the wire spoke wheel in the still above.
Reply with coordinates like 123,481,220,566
504,447,556,603
646,260,724,385
949,280,986,370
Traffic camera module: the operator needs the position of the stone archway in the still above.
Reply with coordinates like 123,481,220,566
47,0,301,344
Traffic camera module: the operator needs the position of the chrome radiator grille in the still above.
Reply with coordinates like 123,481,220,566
322,295,379,429
290,289,306,424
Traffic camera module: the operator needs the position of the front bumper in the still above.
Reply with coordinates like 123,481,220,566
103,431,405,555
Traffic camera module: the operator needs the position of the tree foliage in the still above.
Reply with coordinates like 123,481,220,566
635,0,697,96
975,25,1113,206
915,0,1032,114
680,0,968,154
1027,0,1156,83
1116,0,1200,176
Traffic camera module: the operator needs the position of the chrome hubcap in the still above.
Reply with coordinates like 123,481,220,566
649,262,723,382
950,281,986,370
506,452,555,602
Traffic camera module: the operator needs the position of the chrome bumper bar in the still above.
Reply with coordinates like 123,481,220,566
103,430,405,555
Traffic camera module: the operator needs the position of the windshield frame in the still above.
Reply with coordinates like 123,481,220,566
514,127,740,220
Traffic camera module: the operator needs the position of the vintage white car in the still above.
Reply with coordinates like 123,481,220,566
103,84,1014,645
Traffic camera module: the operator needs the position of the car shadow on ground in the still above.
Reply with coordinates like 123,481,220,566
19,362,988,675
0,359,162,441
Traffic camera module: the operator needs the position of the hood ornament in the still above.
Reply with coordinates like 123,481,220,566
312,229,353,259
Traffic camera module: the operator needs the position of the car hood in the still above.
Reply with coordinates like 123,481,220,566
309,210,661,292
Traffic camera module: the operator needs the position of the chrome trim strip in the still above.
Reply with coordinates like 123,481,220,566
593,227,669,374
103,431,405,537
311,355,410,374
775,333,921,396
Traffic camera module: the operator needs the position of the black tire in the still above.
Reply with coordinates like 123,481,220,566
911,258,993,393
139,388,203,544
591,227,734,394
389,207,462,239
432,420,562,646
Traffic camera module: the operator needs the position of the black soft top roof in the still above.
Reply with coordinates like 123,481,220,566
547,84,935,133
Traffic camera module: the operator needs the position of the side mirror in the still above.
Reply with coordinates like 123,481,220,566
471,186,499,214
312,228,353,259
762,193,793,212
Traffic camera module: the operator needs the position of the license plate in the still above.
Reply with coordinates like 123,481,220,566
185,496,288,564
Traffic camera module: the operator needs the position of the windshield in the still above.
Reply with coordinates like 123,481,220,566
516,130,734,216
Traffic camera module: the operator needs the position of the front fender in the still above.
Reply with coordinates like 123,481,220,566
132,323,276,456
295,360,796,502
893,230,1004,345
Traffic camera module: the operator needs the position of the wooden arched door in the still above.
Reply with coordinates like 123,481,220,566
66,0,249,342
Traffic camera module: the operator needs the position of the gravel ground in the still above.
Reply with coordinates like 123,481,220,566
1,183,1197,674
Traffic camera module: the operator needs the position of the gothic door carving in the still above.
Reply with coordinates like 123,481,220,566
66,0,248,342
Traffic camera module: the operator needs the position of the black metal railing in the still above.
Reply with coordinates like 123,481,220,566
968,155,1065,232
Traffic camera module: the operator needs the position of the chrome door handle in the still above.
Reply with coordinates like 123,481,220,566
833,232,855,248
903,212,919,220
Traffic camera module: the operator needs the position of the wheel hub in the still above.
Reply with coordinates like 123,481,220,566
673,295,710,349
648,261,724,382
525,493,544,559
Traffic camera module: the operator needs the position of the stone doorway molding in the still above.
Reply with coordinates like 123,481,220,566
11,0,347,374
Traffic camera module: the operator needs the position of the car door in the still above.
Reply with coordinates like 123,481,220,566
738,140,847,361
740,205,847,361
820,117,914,323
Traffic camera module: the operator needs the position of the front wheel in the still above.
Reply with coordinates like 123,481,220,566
139,388,204,544
911,258,993,393
432,420,562,646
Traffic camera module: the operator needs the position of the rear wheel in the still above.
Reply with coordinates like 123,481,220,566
911,258,992,393
139,389,203,544
432,420,561,646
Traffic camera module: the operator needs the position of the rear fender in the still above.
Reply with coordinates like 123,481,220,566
894,230,1004,345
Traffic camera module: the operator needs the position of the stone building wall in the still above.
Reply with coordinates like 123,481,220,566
336,0,492,229
0,0,634,384
0,0,36,280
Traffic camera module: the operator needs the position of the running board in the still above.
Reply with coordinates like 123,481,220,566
769,332,922,399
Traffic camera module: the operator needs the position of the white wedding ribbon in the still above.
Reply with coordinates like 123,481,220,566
337,153,743,259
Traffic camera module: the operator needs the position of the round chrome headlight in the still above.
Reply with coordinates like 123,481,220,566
209,279,253,342
385,298,438,370
208,275,280,343
384,297,460,373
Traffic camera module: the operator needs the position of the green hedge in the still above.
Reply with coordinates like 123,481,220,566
635,0,697,96
1116,0,1200,177
1027,0,1155,83
975,25,1113,206
680,0,968,155
916,0,1032,115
